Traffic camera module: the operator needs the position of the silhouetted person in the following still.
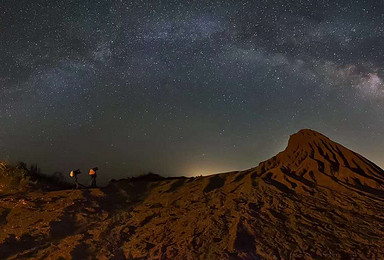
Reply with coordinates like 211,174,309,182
70,169,81,189
89,167,98,188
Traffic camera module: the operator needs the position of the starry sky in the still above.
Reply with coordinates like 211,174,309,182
1,0,384,183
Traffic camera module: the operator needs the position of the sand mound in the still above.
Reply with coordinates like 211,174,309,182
1,129,384,259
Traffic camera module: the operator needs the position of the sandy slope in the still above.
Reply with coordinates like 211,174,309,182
1,129,384,259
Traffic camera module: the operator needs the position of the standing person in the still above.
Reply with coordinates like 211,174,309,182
89,167,98,188
70,169,81,189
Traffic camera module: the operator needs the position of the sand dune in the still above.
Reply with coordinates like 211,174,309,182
1,129,384,259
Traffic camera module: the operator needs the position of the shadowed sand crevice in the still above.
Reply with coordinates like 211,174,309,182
232,171,249,183
280,167,316,188
70,242,90,259
203,174,225,193
166,179,187,193
0,208,10,225
232,220,260,259
262,172,293,194
0,234,38,259
49,214,77,239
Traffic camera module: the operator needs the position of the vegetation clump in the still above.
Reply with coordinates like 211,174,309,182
0,161,69,194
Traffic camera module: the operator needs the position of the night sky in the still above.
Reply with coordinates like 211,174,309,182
1,1,384,183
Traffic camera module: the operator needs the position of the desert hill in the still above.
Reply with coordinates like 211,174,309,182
1,129,384,259
256,129,384,196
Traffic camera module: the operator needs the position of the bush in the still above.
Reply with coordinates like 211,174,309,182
0,161,70,194
0,161,36,193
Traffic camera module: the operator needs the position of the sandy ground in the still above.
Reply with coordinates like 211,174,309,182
1,129,384,259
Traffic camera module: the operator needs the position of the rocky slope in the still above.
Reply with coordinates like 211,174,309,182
1,129,384,259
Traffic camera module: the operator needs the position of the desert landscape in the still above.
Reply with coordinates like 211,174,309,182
3,1,384,259
1,129,384,259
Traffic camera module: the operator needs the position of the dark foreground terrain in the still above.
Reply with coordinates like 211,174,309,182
1,129,384,259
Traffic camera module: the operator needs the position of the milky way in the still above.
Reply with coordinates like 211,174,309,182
1,1,384,182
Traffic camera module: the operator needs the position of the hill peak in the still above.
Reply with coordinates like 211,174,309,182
258,129,384,195
286,129,330,152
292,128,328,138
